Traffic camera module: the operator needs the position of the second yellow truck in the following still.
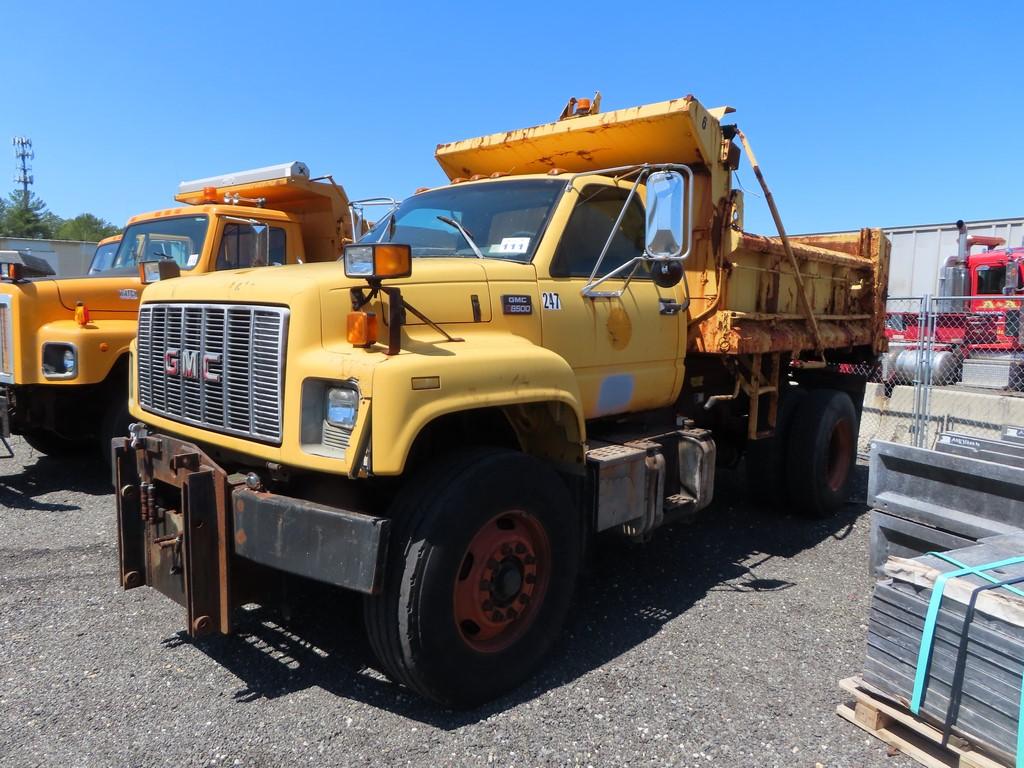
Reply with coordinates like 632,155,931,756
114,95,889,706
0,162,354,460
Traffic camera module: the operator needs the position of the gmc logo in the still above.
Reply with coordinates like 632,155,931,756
164,348,221,382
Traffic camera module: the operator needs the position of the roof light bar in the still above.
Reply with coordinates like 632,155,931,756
177,162,310,195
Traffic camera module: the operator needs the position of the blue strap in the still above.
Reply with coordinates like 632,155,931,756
1018,670,1024,768
911,553,1024,714
931,552,1024,599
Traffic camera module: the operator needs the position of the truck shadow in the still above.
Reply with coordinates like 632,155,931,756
176,464,867,727
0,445,112,510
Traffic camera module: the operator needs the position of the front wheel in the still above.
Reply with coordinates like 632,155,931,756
364,449,580,707
21,430,89,458
99,397,132,469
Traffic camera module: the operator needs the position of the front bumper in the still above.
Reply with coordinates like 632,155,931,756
114,432,390,637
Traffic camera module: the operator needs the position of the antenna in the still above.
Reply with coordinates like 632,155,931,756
12,137,34,205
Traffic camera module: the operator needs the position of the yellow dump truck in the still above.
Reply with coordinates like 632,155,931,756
0,162,353,460
114,95,889,706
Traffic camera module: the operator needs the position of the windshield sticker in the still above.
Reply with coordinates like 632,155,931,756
119,288,138,300
541,291,561,310
186,253,199,267
497,237,530,255
502,294,533,315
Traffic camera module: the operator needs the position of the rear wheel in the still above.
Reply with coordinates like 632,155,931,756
745,387,806,512
364,449,580,707
785,389,858,518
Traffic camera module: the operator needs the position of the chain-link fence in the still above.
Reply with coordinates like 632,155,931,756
855,295,1024,455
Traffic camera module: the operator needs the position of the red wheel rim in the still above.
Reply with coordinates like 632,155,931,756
826,417,855,492
452,510,551,653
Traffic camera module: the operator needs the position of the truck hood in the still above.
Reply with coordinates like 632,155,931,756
32,272,142,313
140,259,493,323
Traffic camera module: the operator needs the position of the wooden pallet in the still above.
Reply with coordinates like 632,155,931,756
837,677,1009,768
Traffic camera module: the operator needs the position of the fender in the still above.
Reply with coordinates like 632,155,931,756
369,337,585,475
35,319,136,385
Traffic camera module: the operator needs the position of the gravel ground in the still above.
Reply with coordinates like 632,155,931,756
0,437,912,768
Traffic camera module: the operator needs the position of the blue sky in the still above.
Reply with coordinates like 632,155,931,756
3,1,1020,236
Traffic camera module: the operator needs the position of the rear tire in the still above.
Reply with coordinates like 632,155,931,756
364,449,580,708
785,389,858,518
745,387,807,512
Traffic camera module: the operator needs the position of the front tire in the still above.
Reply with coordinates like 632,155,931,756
785,389,858,518
99,397,132,469
364,449,580,708
21,430,89,458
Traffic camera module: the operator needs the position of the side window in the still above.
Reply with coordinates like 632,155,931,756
551,186,647,279
217,224,287,270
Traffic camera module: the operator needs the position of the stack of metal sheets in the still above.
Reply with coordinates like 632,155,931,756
864,533,1024,766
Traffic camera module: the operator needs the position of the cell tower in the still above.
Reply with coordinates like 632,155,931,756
12,137,34,205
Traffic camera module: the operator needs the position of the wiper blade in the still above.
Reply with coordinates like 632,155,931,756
436,215,484,259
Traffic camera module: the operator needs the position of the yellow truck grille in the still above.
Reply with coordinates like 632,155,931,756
137,303,289,444
0,296,13,382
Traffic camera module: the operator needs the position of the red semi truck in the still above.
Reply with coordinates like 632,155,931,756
884,220,1024,389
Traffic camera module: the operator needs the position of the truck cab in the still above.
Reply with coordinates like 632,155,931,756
0,162,354,460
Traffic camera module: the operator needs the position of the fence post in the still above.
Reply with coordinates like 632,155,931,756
911,294,932,448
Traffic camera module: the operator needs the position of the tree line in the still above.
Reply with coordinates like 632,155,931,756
0,190,120,242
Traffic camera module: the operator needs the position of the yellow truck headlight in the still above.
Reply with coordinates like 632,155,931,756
326,387,359,429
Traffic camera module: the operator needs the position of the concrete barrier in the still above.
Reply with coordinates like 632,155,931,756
859,382,1024,453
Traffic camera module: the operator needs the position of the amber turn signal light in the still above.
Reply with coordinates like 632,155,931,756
75,302,90,326
343,243,412,280
347,311,378,347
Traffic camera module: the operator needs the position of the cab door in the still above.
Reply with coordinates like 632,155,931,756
536,182,681,419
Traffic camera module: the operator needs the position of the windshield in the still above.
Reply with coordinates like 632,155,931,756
88,241,120,274
107,215,209,272
360,179,564,262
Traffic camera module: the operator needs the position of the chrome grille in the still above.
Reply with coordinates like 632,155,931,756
0,295,12,383
137,302,289,443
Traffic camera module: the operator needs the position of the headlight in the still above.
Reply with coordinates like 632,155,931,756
42,343,77,379
326,387,359,429
343,245,374,277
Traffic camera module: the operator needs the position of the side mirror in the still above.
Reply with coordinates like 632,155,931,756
645,170,687,259
139,259,181,285
1004,264,1021,295
251,222,270,266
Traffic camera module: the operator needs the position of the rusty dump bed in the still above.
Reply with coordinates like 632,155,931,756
691,228,891,357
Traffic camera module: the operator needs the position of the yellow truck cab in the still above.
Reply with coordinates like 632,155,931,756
0,162,354,461
115,96,890,706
